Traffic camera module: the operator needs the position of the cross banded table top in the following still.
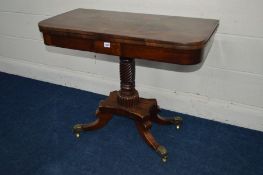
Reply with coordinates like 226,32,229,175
39,9,219,65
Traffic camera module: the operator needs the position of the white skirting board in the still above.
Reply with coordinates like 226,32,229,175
1,56,263,132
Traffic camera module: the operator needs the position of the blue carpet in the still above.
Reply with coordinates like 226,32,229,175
0,71,263,175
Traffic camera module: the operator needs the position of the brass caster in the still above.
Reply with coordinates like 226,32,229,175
162,155,168,163
73,124,82,139
156,145,168,163
73,124,82,133
172,116,183,129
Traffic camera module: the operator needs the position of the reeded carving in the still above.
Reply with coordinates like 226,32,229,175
117,57,140,107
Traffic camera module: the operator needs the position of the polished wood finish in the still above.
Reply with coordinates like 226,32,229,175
117,57,139,107
73,110,113,133
39,8,218,65
38,9,218,161
98,91,158,121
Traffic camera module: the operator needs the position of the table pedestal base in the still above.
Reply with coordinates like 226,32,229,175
73,91,183,162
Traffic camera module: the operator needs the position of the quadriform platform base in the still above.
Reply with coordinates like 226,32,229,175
73,57,183,162
38,9,219,162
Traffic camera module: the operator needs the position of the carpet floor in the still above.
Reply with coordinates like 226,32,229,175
0,72,262,175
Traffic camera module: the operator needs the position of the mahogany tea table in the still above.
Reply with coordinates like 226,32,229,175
39,8,219,162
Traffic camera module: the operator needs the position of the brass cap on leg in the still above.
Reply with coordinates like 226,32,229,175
172,116,183,129
73,124,82,132
156,145,168,162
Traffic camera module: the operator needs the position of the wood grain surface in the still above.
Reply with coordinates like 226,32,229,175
39,8,219,65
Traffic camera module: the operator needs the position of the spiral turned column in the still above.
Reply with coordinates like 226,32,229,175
117,57,139,107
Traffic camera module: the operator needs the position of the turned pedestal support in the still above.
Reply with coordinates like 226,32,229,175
73,57,183,162
117,57,139,107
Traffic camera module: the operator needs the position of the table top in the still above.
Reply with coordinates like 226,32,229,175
39,9,219,65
